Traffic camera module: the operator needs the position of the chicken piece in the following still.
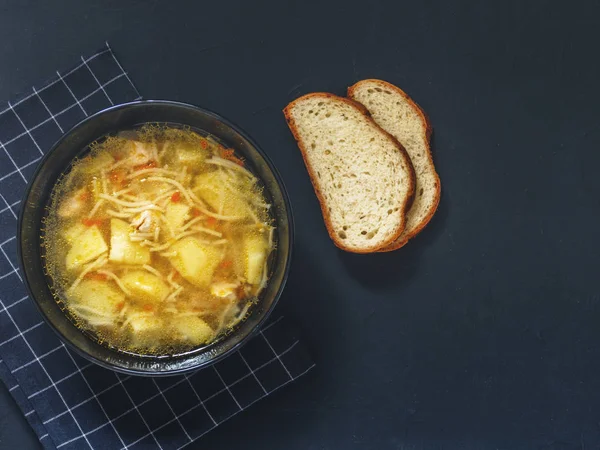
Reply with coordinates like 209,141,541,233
58,188,88,218
128,141,155,166
210,281,239,300
131,210,158,233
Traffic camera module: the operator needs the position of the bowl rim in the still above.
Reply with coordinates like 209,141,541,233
17,99,295,376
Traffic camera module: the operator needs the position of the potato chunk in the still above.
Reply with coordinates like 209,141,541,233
194,172,247,217
244,233,267,285
168,237,223,287
176,144,208,166
62,222,87,244
69,279,124,316
164,202,190,230
129,315,163,334
174,316,214,345
65,225,108,270
109,218,150,265
121,270,170,303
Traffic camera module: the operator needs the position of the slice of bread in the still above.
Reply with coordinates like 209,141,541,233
283,93,415,253
348,79,441,251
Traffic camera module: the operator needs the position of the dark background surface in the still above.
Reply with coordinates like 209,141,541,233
1,0,599,448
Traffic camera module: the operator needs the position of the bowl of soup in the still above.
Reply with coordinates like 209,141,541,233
18,100,293,375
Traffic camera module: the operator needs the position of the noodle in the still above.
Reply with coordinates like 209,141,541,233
257,260,269,293
142,264,163,278
166,270,182,290
121,193,143,202
100,170,108,195
153,190,177,203
164,286,183,302
112,187,133,197
107,209,133,219
68,255,108,293
126,168,179,179
173,311,206,318
189,225,223,237
70,304,117,319
96,270,133,296
228,302,252,329
192,204,245,221
99,193,153,208
119,304,129,319
122,204,163,214
147,177,195,205
87,319,116,327
205,157,257,180
130,232,154,238
174,229,201,241
148,239,175,252
107,157,134,172
177,216,204,232
87,199,105,218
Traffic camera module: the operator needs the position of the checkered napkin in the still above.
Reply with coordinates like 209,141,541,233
0,43,314,450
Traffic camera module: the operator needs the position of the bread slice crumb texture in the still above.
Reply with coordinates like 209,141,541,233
348,80,441,251
284,93,415,253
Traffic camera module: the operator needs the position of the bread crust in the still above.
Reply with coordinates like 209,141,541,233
347,79,441,251
283,92,415,253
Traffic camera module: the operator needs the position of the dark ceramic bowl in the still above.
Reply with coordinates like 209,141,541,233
18,100,293,376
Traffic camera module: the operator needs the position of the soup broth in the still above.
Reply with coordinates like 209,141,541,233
44,126,274,354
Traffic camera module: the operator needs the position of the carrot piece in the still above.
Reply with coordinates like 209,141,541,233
231,156,244,166
221,148,234,158
82,218,103,227
219,260,232,269
191,208,201,217
78,191,91,202
206,217,217,227
116,302,125,311
220,148,245,166
133,161,157,171
108,169,126,185
143,304,153,312
85,272,107,281
171,191,181,202
200,139,208,149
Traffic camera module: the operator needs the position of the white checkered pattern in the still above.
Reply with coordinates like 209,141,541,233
0,43,313,450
